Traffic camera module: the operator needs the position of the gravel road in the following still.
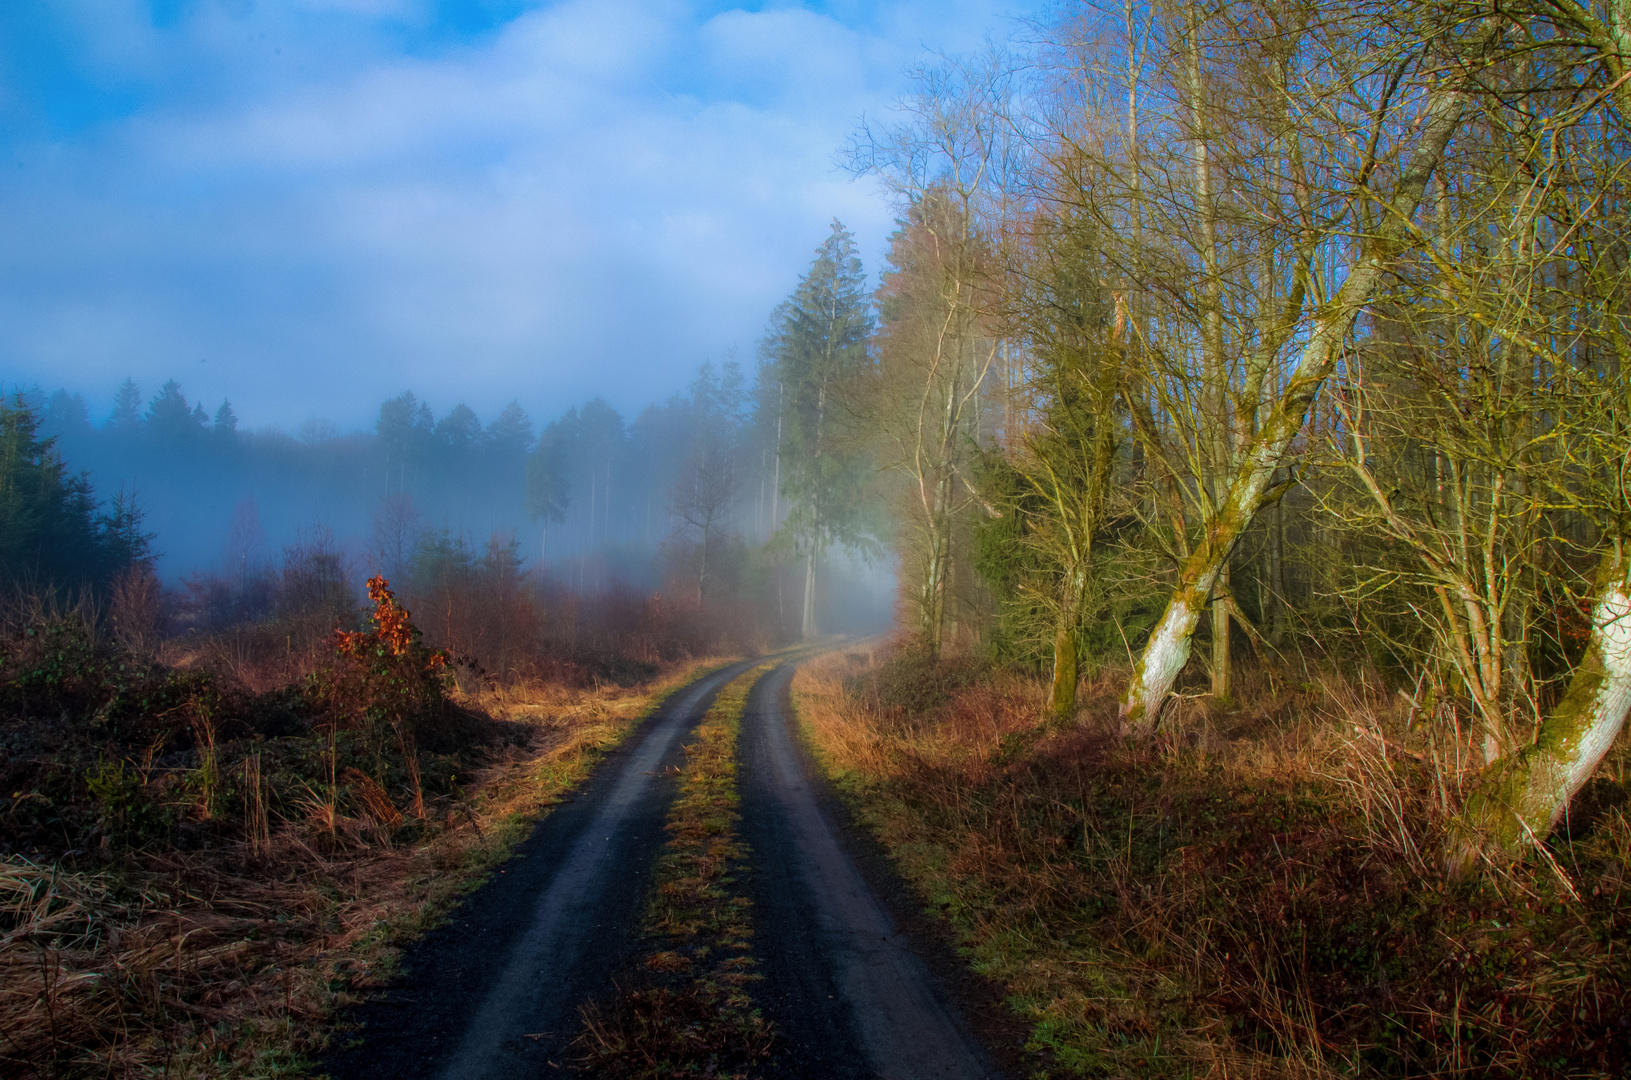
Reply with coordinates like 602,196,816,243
324,654,1002,1080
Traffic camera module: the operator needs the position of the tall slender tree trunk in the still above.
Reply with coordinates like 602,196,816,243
801,549,818,638
1267,495,1287,645
771,382,783,537
1447,541,1631,875
1120,68,1476,730
1211,564,1232,699
1188,2,1232,700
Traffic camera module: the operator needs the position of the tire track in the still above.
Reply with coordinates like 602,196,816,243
323,657,762,1080
740,660,1001,1080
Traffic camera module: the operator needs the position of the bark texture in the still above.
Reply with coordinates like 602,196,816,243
1446,542,1631,876
1119,54,1479,730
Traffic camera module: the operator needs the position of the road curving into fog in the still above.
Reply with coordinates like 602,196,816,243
324,657,763,1080
740,659,1003,1080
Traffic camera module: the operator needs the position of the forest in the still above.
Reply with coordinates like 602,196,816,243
5,0,1631,1075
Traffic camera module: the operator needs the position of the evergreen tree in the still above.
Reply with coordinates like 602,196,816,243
377,392,435,490
488,400,534,458
109,379,142,432
42,391,91,440
762,220,879,635
213,400,238,445
435,404,481,457
525,424,570,563
0,396,151,588
146,380,205,445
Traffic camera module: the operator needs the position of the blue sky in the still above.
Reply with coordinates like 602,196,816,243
0,0,1042,431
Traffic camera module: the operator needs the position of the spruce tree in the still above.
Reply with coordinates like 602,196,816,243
763,220,879,636
109,379,142,432
0,396,151,588
488,401,534,458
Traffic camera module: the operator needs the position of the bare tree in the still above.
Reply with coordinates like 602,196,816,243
1115,12,1500,729
671,436,739,604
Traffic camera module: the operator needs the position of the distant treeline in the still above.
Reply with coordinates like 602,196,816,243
20,365,770,582
14,326,895,644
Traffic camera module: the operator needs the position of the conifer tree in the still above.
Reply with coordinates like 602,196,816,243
0,396,151,588
763,220,879,636
109,379,142,432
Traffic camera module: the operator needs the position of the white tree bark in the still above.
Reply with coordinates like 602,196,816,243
1448,542,1631,874
1120,55,1481,730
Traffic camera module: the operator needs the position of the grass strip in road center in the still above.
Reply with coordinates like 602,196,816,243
574,664,775,1079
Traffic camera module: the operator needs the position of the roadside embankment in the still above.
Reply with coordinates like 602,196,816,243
794,645,1631,1079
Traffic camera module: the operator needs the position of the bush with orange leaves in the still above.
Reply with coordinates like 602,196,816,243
309,577,451,814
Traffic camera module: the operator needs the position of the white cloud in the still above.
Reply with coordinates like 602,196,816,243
0,0,1039,428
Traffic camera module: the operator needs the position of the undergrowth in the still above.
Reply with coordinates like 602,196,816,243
0,584,726,1079
795,645,1631,1080
574,665,775,1080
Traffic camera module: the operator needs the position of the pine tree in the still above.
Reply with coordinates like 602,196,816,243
763,220,879,636
109,379,142,432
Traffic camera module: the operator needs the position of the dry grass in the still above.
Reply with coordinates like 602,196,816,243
574,665,775,1080
0,656,733,1080
794,647,1631,1079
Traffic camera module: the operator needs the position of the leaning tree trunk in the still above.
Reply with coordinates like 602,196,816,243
1119,61,1477,731
1445,541,1631,877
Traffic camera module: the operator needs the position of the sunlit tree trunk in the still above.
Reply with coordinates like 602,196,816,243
1447,542,1631,876
1120,68,1477,730
1186,0,1233,701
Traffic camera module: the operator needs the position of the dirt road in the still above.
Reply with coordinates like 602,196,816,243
739,660,1001,1080
324,654,1000,1079
324,658,761,1080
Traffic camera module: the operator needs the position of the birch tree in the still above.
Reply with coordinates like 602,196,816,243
1117,11,1499,729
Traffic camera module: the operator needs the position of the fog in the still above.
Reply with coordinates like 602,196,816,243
23,362,896,642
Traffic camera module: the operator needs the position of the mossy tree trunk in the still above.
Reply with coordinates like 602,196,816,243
1446,542,1631,876
1119,68,1478,731
1050,623,1079,721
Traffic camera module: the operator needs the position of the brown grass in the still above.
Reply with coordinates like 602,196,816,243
0,656,733,1080
794,647,1631,1079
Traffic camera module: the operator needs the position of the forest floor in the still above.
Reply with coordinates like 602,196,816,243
792,645,1631,1079
1,646,734,1079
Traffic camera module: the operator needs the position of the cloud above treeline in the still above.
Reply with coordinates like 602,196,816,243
0,0,1037,430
